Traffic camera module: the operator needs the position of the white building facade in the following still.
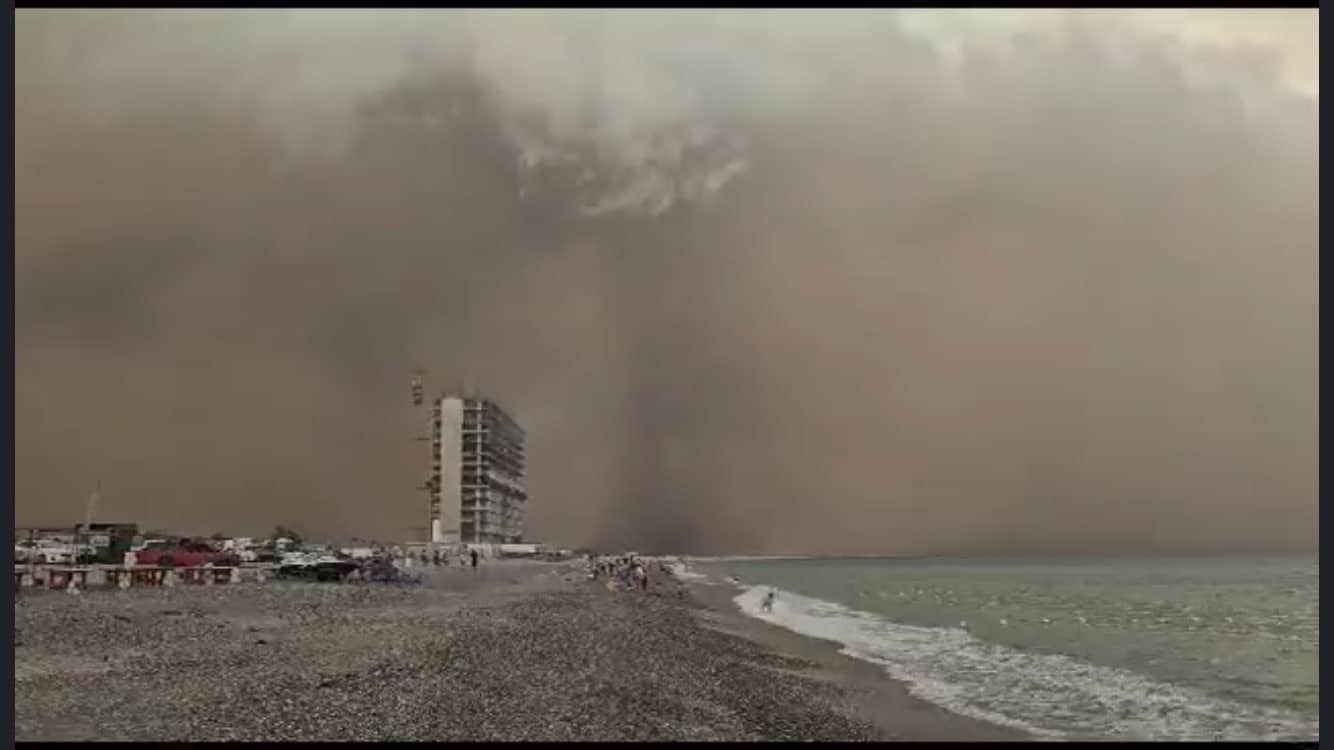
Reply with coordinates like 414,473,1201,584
428,396,527,545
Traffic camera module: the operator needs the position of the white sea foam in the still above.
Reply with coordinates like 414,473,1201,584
733,586,1317,741
666,560,713,584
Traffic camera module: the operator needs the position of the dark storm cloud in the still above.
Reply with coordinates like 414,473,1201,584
14,10,1317,554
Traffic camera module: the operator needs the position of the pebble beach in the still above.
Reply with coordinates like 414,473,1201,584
14,560,1020,741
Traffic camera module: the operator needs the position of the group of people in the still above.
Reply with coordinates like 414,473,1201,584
365,547,482,583
388,546,481,569
589,553,649,591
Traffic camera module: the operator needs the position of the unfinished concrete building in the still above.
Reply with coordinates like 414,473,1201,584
427,395,528,545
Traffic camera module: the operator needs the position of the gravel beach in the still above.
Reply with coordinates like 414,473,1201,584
15,561,1019,741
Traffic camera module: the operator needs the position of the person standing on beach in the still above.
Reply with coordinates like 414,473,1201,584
469,548,479,569
762,590,776,612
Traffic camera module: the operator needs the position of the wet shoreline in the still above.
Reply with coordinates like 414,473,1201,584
15,560,1019,741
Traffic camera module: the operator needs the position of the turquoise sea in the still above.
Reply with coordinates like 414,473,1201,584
689,555,1317,741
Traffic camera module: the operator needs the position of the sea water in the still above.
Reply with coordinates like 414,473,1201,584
690,555,1317,741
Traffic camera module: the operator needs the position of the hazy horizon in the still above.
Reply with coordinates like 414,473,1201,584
16,10,1318,555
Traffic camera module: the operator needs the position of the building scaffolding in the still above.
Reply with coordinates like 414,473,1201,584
424,394,528,545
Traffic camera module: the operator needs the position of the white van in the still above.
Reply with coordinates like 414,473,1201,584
30,540,76,564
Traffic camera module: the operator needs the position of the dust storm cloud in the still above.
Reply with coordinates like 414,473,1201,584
15,10,1317,554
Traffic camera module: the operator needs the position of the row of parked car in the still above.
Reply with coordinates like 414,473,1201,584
14,540,98,565
15,533,424,578
15,535,366,571
16,537,244,567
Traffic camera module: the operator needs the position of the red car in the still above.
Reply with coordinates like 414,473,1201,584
135,539,238,568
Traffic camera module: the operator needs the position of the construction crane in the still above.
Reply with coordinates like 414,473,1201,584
411,368,436,552
410,368,426,406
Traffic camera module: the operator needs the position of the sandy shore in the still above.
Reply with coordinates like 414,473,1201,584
15,560,1023,741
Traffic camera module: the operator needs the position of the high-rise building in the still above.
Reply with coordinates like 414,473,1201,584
428,396,527,544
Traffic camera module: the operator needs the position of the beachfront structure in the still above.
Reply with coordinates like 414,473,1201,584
427,396,528,545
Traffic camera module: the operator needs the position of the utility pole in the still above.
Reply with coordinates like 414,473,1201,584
76,481,101,562
411,369,425,407
85,481,100,529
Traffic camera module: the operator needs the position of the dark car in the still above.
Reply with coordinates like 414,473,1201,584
276,553,359,582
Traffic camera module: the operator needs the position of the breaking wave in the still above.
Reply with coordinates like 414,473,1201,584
733,585,1317,741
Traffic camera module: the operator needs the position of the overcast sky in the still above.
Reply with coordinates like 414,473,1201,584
15,10,1318,554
